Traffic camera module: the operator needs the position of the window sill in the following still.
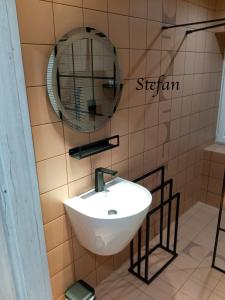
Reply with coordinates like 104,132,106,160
204,143,225,155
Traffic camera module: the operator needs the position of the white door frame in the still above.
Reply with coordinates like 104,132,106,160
0,1,52,299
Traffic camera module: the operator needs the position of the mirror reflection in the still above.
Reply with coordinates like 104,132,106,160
47,27,123,132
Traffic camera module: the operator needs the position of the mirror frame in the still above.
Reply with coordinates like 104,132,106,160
46,27,123,132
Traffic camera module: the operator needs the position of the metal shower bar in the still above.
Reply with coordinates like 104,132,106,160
162,17,225,30
186,22,225,35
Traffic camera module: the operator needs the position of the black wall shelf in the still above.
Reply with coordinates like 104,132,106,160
69,135,119,160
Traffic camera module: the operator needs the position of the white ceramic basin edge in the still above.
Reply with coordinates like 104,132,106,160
64,177,152,255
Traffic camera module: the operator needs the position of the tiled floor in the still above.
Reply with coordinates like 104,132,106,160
95,202,225,300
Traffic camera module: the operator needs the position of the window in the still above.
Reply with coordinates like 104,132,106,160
216,60,225,144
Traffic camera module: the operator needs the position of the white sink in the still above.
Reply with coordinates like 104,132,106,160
64,177,152,255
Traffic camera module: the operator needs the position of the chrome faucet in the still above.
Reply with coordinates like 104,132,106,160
95,167,118,192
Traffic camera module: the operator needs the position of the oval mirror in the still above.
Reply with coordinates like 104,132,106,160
47,27,123,132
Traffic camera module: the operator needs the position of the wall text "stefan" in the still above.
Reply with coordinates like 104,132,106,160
136,75,180,97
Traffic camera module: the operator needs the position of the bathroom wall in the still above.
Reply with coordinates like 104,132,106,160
16,0,222,299
201,146,225,208
216,0,225,17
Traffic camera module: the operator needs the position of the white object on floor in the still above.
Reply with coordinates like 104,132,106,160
64,177,152,255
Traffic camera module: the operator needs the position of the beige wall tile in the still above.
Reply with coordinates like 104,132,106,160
181,96,192,117
145,102,159,128
180,116,190,136
145,77,160,103
185,52,196,75
117,50,130,80
130,17,147,50
48,240,73,277
162,28,175,51
172,75,183,99
129,130,145,157
146,50,161,77
108,0,129,15
64,124,90,152
147,20,162,50
208,178,223,195
210,162,225,179
148,0,162,21
32,122,65,161
108,14,129,48
144,126,158,150
21,44,52,87
83,9,108,35
73,236,87,260
68,175,93,197
163,0,177,23
173,51,185,75
129,153,144,180
53,0,82,6
144,147,158,173
158,142,169,164
53,3,83,40
83,0,107,11
111,109,129,136
129,79,146,107
27,86,59,126
37,155,67,194
112,135,129,164
130,49,147,79
130,0,148,18
161,50,173,76
212,152,225,164
176,0,188,24
75,251,96,279
171,98,182,120
169,139,179,159
16,0,55,44
129,106,145,133
84,271,97,288
158,123,168,145
51,264,75,299
91,151,112,171
90,122,111,142
41,185,68,224
66,155,91,182
206,191,220,207
45,215,71,251
159,100,171,124
170,119,180,140
112,159,129,179
96,257,114,284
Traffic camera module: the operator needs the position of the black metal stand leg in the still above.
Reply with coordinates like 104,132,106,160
167,180,173,248
129,166,180,284
160,168,165,246
212,171,225,271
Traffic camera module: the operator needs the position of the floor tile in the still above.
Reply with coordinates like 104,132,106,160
172,291,193,300
95,202,225,300
180,278,212,300
160,268,191,289
208,293,225,300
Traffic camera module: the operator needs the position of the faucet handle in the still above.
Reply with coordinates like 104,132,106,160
95,167,118,192
95,167,118,176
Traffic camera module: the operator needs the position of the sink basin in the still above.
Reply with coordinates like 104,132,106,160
64,177,152,255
